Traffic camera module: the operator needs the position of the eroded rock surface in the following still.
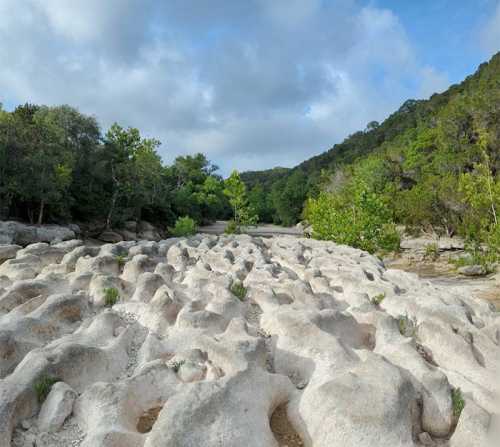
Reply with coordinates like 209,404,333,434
0,235,498,446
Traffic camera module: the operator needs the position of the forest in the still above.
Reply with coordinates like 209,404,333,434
0,103,234,230
2,52,500,260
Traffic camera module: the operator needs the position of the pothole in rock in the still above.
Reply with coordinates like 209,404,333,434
270,403,304,447
136,406,163,434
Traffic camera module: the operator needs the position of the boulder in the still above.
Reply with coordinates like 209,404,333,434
98,230,123,243
38,382,77,432
0,221,75,246
0,245,22,263
457,265,487,276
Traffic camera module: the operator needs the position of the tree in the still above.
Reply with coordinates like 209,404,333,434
272,171,308,226
223,170,257,231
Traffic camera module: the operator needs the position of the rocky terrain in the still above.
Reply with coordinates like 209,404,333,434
0,235,498,446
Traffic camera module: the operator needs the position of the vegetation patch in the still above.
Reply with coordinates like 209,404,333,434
169,216,197,237
230,281,247,301
371,293,386,306
104,287,120,307
34,375,60,403
451,388,465,418
424,243,440,261
398,314,417,338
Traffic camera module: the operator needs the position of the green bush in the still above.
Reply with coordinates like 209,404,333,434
104,287,120,307
224,220,240,234
305,189,400,254
371,293,386,306
451,388,465,418
424,243,440,260
230,281,247,300
34,375,60,403
169,216,197,237
115,255,127,268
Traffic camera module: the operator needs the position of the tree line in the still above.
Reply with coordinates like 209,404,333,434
0,103,232,229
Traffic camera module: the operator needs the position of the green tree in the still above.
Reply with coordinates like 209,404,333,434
223,170,257,231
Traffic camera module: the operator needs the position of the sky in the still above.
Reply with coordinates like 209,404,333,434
1,0,500,175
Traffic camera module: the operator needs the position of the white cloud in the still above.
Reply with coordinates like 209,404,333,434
418,66,450,98
0,0,452,174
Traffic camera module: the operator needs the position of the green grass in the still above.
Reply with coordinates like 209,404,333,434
424,243,439,260
398,314,416,337
371,293,386,306
115,255,127,268
452,388,465,418
230,281,247,300
34,375,60,403
104,287,120,307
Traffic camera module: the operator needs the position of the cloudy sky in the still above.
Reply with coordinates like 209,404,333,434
1,0,500,174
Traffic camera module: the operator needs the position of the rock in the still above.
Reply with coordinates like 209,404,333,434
418,432,434,445
37,382,77,433
98,230,123,243
457,264,487,276
0,235,497,447
0,221,75,246
0,245,22,263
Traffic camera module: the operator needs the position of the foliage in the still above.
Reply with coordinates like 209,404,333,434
169,216,197,237
424,243,440,261
371,293,386,306
168,360,185,373
223,171,258,231
224,220,240,234
240,52,500,256
305,185,400,253
104,287,120,307
451,388,465,418
230,281,247,300
34,375,60,403
398,314,417,338
115,255,127,268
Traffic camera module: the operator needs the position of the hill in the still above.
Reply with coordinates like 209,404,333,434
242,52,500,230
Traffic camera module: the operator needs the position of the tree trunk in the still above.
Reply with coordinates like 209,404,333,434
106,191,117,230
37,199,45,225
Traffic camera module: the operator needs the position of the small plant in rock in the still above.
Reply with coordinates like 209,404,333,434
371,293,386,306
398,314,417,337
451,388,465,418
34,375,60,403
169,216,197,237
230,281,247,301
115,255,127,268
169,360,185,373
224,220,240,235
104,287,120,307
424,243,440,261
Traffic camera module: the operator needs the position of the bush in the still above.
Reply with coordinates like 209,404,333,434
305,189,400,254
230,281,247,300
224,220,240,234
34,376,60,403
169,216,197,237
424,243,440,260
371,293,386,306
104,287,120,307
451,388,465,418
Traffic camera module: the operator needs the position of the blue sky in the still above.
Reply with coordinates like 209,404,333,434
1,0,499,174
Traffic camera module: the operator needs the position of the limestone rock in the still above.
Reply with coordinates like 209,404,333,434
0,235,497,447
37,382,77,432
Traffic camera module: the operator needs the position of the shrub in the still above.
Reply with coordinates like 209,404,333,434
371,293,386,306
34,375,60,403
230,281,247,300
169,216,197,237
115,255,127,268
305,189,399,254
224,220,240,234
451,388,465,418
398,314,417,337
104,287,120,307
424,243,440,260
168,360,185,373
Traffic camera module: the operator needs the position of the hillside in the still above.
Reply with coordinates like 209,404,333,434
242,52,500,229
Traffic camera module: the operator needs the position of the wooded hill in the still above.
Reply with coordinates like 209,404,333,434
242,52,500,233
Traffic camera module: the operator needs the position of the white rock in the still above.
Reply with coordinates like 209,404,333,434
38,382,77,433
